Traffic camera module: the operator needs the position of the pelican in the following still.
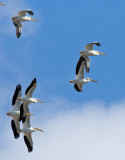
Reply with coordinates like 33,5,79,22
69,56,97,92
0,3,4,5
7,84,21,139
79,42,105,72
12,10,38,38
20,113,43,152
19,78,44,122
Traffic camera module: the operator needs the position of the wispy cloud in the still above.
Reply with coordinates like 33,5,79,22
1,98,125,160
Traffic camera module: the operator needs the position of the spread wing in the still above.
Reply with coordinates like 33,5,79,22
18,10,34,16
24,133,33,152
13,20,23,38
25,78,37,98
75,56,86,80
85,42,101,51
11,118,20,139
74,84,83,92
12,84,21,111
83,56,90,73
74,56,87,92
19,103,29,123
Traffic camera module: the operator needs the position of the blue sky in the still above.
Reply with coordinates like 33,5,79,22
1,0,125,159
0,0,125,103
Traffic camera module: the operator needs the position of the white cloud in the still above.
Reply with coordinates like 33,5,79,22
1,98,125,160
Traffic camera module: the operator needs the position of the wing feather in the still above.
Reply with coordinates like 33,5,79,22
24,133,33,152
25,78,37,98
18,10,34,16
13,21,23,38
12,84,21,111
83,56,90,73
11,119,20,139
74,84,83,92
75,56,86,79
85,42,101,51
19,103,29,123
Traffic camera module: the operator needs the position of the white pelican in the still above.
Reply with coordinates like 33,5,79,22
0,3,4,5
79,42,105,72
12,10,38,38
7,84,21,139
20,114,43,152
69,56,97,92
19,78,44,122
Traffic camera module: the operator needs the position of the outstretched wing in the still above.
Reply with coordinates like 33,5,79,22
24,133,33,152
76,56,86,80
83,56,90,73
85,42,101,51
12,84,21,111
74,84,83,92
25,78,37,98
11,118,20,139
18,10,34,16
13,21,23,38
19,103,29,123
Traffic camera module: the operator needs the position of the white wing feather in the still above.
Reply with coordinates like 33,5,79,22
18,10,34,16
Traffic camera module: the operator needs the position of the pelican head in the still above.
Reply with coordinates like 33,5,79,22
85,78,98,82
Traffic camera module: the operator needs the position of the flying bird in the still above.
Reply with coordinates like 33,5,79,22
7,84,21,139
12,10,38,38
0,3,4,5
19,78,44,122
79,42,105,72
20,113,44,152
69,56,97,92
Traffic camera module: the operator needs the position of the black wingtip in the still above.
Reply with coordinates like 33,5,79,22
14,134,20,139
76,56,86,75
12,84,21,106
11,120,20,139
19,103,24,121
86,67,90,73
24,136,33,152
95,42,101,46
27,10,34,15
74,84,82,92
17,33,21,39
16,84,21,90
25,78,37,95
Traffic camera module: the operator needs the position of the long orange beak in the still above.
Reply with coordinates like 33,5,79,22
31,17,38,22
90,79,98,82
36,99,44,103
34,128,44,132
26,113,34,116
97,51,105,56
